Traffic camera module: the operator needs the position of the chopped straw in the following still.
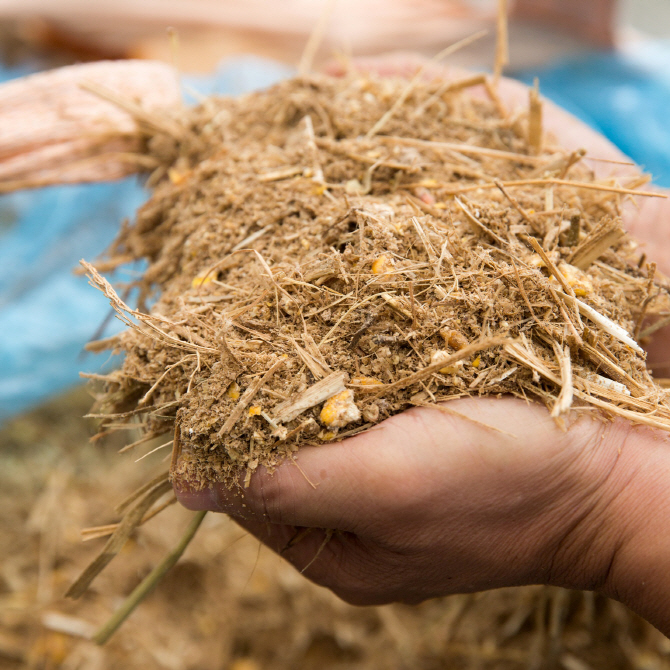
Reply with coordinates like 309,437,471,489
69,62,670,618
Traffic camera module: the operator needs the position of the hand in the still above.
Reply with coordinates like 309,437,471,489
175,56,670,637
177,397,670,635
175,398,633,602
0,60,179,188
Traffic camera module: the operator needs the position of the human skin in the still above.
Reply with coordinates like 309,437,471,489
512,0,616,47
176,56,670,637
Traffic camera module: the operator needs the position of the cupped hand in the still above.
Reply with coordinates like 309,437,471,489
178,398,636,603
175,55,670,636
177,396,670,637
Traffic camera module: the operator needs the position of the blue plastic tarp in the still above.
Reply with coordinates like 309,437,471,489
0,57,292,421
516,41,670,187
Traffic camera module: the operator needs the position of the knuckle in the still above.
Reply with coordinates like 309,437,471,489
243,469,284,521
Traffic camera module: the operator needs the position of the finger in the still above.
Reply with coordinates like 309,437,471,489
175,396,574,530
229,515,403,606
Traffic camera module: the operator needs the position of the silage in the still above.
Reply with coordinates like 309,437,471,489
82,73,670,490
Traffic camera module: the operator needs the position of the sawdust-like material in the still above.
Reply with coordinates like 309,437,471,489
84,73,670,489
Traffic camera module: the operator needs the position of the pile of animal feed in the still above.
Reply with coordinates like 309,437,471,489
81,72,670,495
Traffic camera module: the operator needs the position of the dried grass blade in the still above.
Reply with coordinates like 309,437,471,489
66,478,172,599
579,342,644,396
92,510,207,645
494,0,509,82
442,179,666,197
82,495,177,542
569,218,625,270
527,79,543,155
366,30,488,138
273,372,347,423
414,73,487,117
290,337,328,380
364,337,509,394
380,136,542,165
456,198,508,247
551,345,573,417
115,471,170,514
560,293,644,355
81,260,218,354
525,236,573,297
79,80,185,140
381,292,414,320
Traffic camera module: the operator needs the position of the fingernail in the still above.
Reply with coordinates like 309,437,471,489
175,483,249,517
174,485,214,511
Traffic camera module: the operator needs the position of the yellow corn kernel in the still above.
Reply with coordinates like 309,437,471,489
419,179,438,188
434,202,447,210
37,632,71,665
168,167,187,185
440,329,468,351
320,389,361,429
225,381,240,401
371,255,393,277
319,430,337,442
311,183,326,196
472,356,481,368
191,273,213,288
248,406,261,417
230,659,260,670
351,376,383,386
431,350,464,375
557,262,593,297
301,238,311,250
345,179,365,195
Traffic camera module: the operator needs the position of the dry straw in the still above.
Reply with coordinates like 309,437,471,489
71,67,670,612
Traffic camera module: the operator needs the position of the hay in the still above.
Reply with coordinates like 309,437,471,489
81,72,669,494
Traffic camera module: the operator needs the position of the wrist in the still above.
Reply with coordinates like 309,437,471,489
539,417,670,636
597,429,670,636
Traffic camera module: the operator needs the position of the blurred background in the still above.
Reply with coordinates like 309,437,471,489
2,2,670,669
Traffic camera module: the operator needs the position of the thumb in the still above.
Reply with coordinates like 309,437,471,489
174,397,572,532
